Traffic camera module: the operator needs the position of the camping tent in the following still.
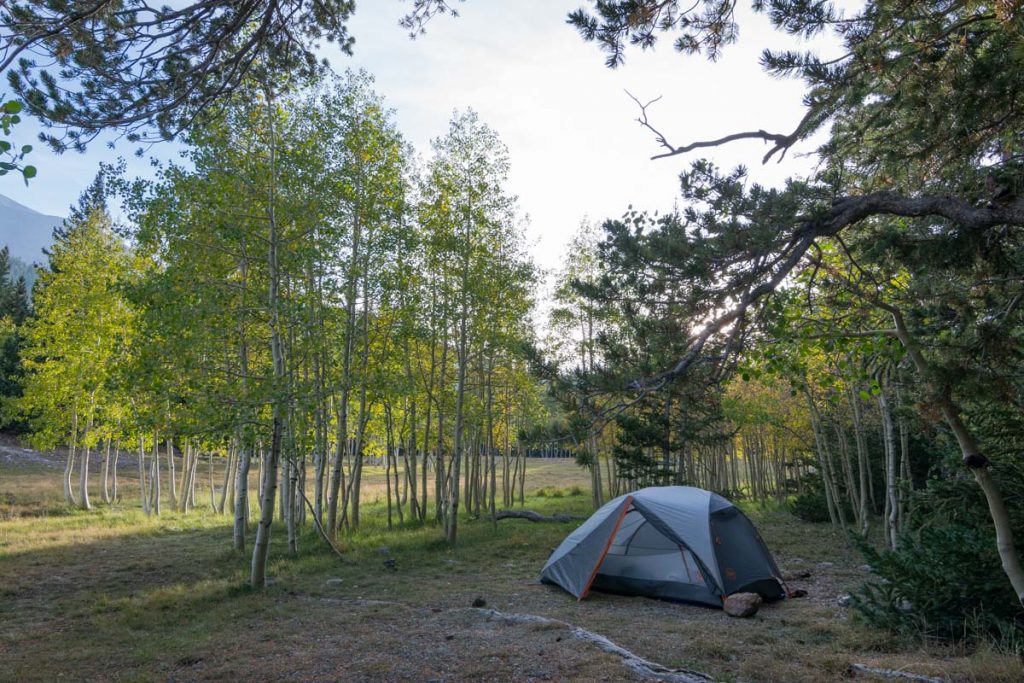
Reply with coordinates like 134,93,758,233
540,486,787,607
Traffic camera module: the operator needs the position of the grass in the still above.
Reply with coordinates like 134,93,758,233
1,443,1021,682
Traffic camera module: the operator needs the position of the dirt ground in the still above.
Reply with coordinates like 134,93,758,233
1,436,1021,682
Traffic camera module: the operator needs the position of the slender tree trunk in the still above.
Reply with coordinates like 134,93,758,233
64,409,78,505
848,387,871,536
138,433,149,515
806,392,842,529
251,83,285,589
234,443,251,552
112,441,120,503
890,307,1024,605
151,432,161,515
209,451,217,512
218,447,234,514
101,438,111,504
78,415,92,510
877,375,899,551
167,436,178,511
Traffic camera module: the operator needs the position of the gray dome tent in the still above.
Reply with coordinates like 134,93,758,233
540,486,787,607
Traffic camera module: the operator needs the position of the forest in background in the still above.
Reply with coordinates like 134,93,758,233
0,0,1022,662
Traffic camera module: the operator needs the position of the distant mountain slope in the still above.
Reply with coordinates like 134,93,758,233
0,194,60,264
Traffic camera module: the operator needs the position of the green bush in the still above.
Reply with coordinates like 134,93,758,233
852,455,1024,649
852,525,1023,648
789,489,833,523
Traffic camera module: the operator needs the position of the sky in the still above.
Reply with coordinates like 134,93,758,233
2,0,848,274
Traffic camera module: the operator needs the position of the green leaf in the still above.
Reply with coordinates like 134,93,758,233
858,389,870,401
22,165,36,180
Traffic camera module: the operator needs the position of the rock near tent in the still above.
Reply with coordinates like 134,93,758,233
540,486,788,607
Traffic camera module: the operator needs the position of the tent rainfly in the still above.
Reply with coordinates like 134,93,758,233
540,486,788,607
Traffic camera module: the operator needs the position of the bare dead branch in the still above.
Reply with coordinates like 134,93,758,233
626,91,817,163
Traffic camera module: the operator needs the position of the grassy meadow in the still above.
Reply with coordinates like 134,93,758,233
1,440,1021,682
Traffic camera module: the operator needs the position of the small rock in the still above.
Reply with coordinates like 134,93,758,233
858,564,873,573
445,634,454,641
265,577,276,587
898,599,913,613
472,596,487,608
782,570,812,581
325,578,343,586
383,558,397,571
788,589,808,598
377,546,391,556
723,592,762,618
837,594,852,607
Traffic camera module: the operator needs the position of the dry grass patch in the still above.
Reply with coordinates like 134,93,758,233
1,442,1021,682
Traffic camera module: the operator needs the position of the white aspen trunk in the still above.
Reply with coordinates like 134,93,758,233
218,447,234,514
233,443,251,552
78,440,91,511
112,442,120,503
848,387,872,536
187,445,199,510
251,83,284,589
834,424,861,529
209,451,216,512
138,434,149,515
64,408,78,505
806,392,841,528
101,438,111,504
167,436,178,511
286,453,299,555
348,273,372,530
151,432,161,515
877,377,899,551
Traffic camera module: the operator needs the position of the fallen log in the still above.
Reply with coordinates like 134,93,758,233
494,509,586,523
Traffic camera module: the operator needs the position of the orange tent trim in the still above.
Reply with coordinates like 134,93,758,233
579,495,633,600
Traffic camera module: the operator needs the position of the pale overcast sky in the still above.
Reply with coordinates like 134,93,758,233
3,0,848,272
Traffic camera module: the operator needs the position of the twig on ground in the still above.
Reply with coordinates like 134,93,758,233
849,663,946,682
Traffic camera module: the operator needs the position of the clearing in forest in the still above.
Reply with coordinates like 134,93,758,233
0,442,1020,682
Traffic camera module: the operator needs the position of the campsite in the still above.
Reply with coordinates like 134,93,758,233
2,1,1024,682
3,444,1021,682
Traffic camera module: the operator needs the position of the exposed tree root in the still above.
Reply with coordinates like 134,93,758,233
849,663,946,682
494,509,586,523
480,608,716,682
300,594,716,682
